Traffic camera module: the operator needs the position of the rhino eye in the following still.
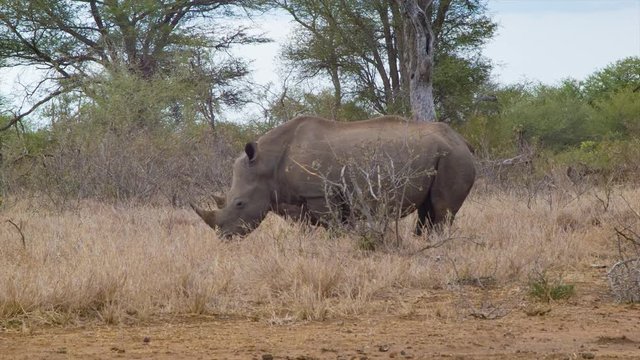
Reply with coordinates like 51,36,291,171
234,200,246,209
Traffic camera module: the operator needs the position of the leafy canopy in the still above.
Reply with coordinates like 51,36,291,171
0,0,267,130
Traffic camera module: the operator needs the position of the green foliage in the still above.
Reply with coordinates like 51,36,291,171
0,0,264,76
0,56,262,203
528,270,575,303
529,281,575,303
460,57,640,183
464,78,637,153
0,0,264,131
459,83,534,157
459,114,514,157
302,91,373,121
433,1,496,122
582,57,640,101
434,54,492,123
505,80,595,150
82,64,206,131
274,0,496,118
553,138,640,178
261,87,374,125
591,88,640,137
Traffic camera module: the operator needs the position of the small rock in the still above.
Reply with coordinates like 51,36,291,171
524,306,551,316
404,355,414,359
262,354,274,360
110,346,125,354
581,353,595,359
143,336,151,344
378,345,390,352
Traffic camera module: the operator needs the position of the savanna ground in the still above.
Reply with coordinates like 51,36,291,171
1,180,640,359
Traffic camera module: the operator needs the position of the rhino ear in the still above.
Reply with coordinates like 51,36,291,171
245,142,257,163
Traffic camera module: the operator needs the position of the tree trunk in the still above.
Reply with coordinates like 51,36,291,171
329,65,342,120
379,2,401,103
390,1,410,106
396,0,436,122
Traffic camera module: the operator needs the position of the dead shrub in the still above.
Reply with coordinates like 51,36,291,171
2,125,236,207
310,146,434,249
608,208,640,302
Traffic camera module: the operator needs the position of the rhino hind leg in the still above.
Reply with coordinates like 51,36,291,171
415,150,475,237
415,196,456,236
414,200,431,236
415,174,472,236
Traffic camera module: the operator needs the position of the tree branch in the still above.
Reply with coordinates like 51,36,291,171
0,16,72,78
0,89,64,132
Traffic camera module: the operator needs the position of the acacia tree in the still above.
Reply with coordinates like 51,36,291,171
272,0,349,119
0,0,266,131
274,0,495,122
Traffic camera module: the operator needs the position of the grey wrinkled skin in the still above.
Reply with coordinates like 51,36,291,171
192,115,475,238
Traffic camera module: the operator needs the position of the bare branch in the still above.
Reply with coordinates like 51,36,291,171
5,219,26,249
0,89,64,132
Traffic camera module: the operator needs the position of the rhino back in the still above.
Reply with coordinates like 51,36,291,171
272,116,471,202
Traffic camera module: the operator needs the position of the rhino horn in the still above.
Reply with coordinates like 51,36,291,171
191,203,218,229
212,194,226,208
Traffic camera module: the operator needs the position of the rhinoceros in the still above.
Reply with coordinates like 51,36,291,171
192,115,475,238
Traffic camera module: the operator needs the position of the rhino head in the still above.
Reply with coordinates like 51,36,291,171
192,142,272,238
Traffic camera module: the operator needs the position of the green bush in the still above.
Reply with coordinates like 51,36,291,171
459,114,517,158
459,84,533,158
582,56,640,102
529,281,575,303
553,138,640,180
528,269,575,303
0,63,254,205
504,81,596,150
591,89,640,137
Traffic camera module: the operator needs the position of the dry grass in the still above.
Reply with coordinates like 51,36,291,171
1,186,638,328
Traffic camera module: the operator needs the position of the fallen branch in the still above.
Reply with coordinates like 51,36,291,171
411,235,480,255
6,219,26,249
493,154,531,166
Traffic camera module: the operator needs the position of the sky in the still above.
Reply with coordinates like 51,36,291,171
1,0,639,117
483,0,640,84
239,0,640,88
